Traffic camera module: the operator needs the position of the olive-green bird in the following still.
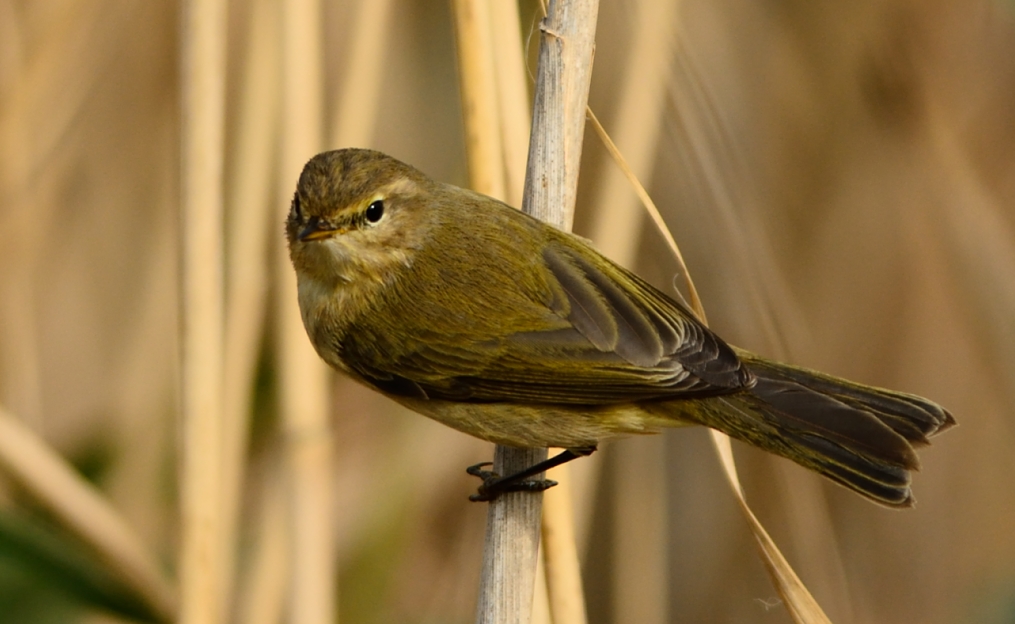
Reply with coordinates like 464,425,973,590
286,148,954,507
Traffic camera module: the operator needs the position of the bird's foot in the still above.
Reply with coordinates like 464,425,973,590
466,462,558,502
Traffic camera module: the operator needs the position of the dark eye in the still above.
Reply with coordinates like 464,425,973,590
365,200,384,224
290,193,302,220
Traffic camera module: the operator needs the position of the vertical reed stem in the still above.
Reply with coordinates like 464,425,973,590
179,0,227,621
278,0,335,621
520,0,600,232
475,1,600,622
540,471,587,624
452,0,507,200
220,0,282,610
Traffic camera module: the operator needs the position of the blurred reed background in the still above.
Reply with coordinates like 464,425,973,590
1,0,1014,622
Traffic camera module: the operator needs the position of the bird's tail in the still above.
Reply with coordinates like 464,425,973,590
683,350,955,507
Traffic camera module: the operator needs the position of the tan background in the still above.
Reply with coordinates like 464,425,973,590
1,0,1013,622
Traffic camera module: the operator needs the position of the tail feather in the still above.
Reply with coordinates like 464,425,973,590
794,432,915,505
685,351,955,507
739,350,955,445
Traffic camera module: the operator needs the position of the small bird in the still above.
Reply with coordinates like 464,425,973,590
286,148,954,506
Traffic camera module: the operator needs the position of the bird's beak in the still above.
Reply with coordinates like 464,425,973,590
298,216,339,241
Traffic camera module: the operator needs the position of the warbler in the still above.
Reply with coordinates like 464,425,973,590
286,148,954,506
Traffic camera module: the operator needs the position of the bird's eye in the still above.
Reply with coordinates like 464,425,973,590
365,200,385,224
290,193,302,220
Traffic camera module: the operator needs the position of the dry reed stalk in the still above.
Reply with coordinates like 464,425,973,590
451,4,542,619
277,0,335,622
330,0,395,148
452,0,507,201
475,446,548,624
0,406,176,621
610,437,669,623
531,553,552,624
323,3,396,613
583,1,678,620
489,0,531,208
587,0,676,258
522,0,598,231
588,110,833,624
237,469,291,624
539,470,587,624
489,2,586,620
473,1,600,622
220,0,282,612
179,0,228,621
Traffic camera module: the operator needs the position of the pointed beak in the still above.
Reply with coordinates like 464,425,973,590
298,216,339,241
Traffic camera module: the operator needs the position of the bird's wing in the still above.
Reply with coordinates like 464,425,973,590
343,235,752,405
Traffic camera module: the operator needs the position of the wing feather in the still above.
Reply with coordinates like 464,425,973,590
341,222,752,405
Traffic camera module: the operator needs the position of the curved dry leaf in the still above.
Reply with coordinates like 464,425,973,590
591,111,833,624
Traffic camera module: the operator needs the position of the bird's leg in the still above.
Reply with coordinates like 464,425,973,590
467,446,597,502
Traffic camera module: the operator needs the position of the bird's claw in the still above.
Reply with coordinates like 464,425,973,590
466,462,558,502
466,462,496,480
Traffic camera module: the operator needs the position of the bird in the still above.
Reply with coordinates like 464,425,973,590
285,147,955,506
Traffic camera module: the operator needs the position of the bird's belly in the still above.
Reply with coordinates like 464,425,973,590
394,397,685,449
